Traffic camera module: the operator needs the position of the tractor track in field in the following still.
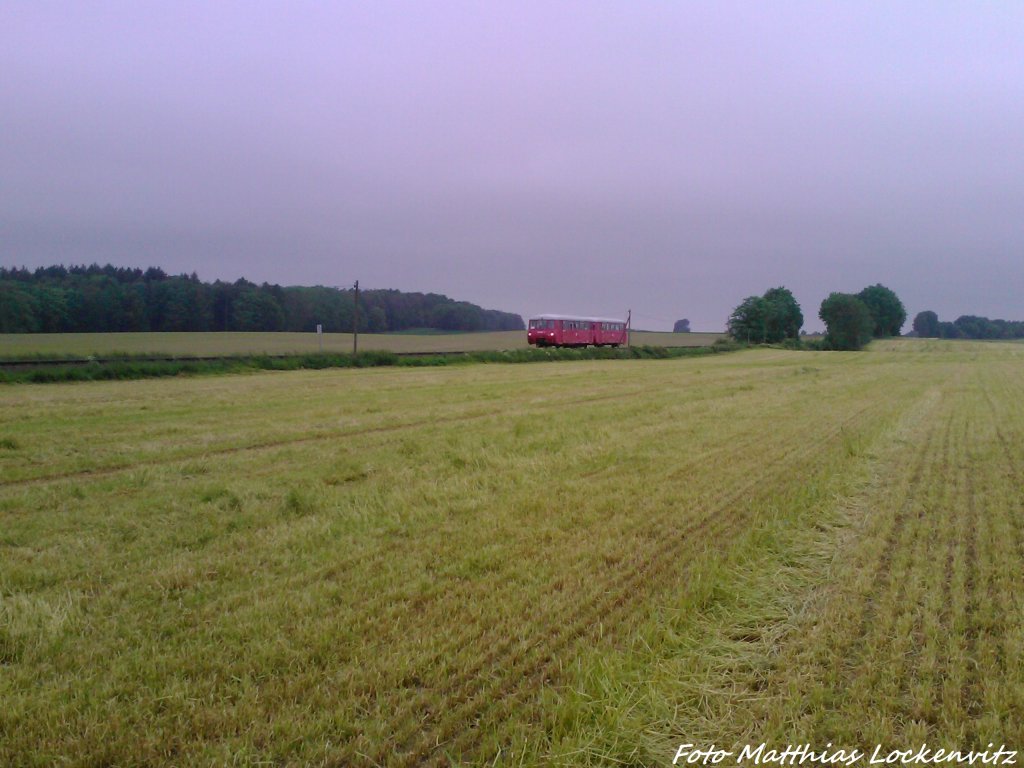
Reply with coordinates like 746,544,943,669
922,408,964,714
981,379,1024,571
344,400,889,766
0,386,653,490
959,414,983,721
925,412,966,726
807,368,996,732
974,373,1020,689
921,409,974,729
818,387,947,687
749,365,1024,740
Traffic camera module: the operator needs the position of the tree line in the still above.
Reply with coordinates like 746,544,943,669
911,311,1024,340
728,283,906,350
0,265,524,334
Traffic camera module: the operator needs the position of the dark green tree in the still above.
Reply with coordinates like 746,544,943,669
233,287,285,331
728,287,803,343
938,321,961,339
728,296,769,343
954,315,1000,339
912,310,940,338
819,293,875,350
763,286,803,341
0,283,40,332
856,284,906,337
367,306,388,332
32,285,71,332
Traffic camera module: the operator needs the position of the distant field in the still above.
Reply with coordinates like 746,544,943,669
628,330,725,347
2,340,1021,765
0,330,725,359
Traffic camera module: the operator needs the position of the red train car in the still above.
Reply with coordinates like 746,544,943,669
527,314,628,348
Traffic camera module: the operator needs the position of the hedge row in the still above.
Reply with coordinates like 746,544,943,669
0,342,742,385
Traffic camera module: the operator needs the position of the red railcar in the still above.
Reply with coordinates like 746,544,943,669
527,315,628,348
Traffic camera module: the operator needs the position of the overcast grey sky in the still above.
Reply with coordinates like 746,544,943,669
2,2,1022,330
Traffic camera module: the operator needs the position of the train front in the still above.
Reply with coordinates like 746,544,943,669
527,317,557,347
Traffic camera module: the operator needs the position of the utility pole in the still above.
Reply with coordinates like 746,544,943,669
353,280,359,356
626,309,631,348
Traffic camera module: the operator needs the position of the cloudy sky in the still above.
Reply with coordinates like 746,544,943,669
2,2,1022,331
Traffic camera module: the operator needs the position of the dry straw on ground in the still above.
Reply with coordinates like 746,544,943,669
1,340,1021,766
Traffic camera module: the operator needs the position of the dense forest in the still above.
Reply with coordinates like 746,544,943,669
0,265,524,334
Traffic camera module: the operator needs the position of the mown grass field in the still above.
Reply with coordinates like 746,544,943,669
1,340,1022,766
0,330,724,359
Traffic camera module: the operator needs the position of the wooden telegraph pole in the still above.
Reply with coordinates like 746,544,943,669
626,309,631,348
353,280,359,356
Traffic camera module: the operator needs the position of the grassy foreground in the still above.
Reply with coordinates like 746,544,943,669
1,340,1022,765
0,330,724,359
